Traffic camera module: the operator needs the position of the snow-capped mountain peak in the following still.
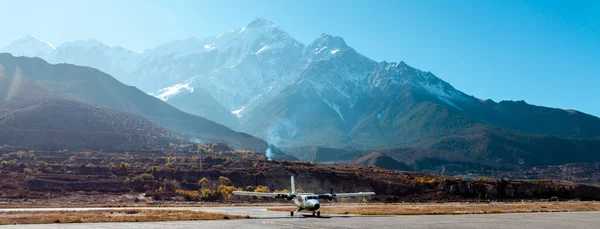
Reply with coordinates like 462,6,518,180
18,34,55,49
368,61,467,110
58,39,108,49
308,33,349,51
304,32,353,63
1,34,55,58
246,17,275,28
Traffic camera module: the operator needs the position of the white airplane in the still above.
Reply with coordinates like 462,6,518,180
233,176,375,217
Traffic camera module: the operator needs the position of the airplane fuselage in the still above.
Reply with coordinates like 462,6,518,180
293,194,320,211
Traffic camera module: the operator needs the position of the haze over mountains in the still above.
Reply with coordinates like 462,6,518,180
0,60,181,150
0,54,271,153
3,18,600,175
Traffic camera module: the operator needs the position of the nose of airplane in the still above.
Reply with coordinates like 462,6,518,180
307,199,320,210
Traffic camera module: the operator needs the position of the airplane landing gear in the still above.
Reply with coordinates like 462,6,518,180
317,211,321,217
312,211,315,216
290,211,294,217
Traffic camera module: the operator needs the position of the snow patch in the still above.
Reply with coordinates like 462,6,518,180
239,26,246,34
313,46,327,54
330,49,340,54
323,99,345,122
231,107,245,118
154,83,194,101
438,97,462,110
377,111,383,121
418,82,463,110
255,45,269,54
204,43,216,50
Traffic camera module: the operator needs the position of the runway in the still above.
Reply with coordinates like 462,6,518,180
1,206,599,228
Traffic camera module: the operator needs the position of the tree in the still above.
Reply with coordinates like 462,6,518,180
218,184,235,200
23,168,33,174
120,162,130,170
219,176,233,186
200,189,218,201
132,173,154,182
254,185,270,200
198,177,210,190
37,161,48,168
274,189,289,194
169,180,179,191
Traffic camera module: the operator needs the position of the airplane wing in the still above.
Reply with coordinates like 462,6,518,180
232,191,293,199
318,192,376,199
333,192,376,197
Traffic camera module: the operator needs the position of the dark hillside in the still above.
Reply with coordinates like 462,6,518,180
0,66,181,150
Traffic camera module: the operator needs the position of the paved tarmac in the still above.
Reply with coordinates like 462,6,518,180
1,206,599,228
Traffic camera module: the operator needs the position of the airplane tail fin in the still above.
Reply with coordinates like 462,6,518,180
291,176,296,194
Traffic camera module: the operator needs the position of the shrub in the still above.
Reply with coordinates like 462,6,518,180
198,177,210,189
253,185,270,200
120,162,130,170
132,173,155,182
23,168,33,174
218,184,235,200
168,180,179,191
132,176,143,183
139,173,155,180
176,189,200,201
201,189,218,201
37,161,49,168
273,189,289,194
219,176,232,186
0,160,15,167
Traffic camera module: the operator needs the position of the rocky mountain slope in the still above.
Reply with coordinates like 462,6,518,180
354,152,412,171
3,18,600,156
0,63,181,150
0,54,269,152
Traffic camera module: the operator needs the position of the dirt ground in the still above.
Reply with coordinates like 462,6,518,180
268,201,600,215
0,209,244,225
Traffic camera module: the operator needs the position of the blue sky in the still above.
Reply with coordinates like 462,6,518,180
1,0,599,116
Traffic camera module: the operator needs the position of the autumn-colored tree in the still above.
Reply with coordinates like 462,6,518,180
218,184,235,200
120,162,130,170
254,185,270,200
219,176,232,186
198,177,210,190
23,168,33,174
274,189,290,194
200,189,218,201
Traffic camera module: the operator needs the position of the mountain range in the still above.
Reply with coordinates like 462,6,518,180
0,54,270,153
0,61,181,150
2,18,600,173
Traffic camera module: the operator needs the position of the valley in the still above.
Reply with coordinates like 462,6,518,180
0,145,599,207
0,18,598,221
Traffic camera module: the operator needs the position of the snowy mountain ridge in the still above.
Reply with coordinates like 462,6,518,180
2,18,471,140
1,34,55,58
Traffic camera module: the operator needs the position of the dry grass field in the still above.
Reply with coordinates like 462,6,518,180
0,209,245,225
268,201,600,215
